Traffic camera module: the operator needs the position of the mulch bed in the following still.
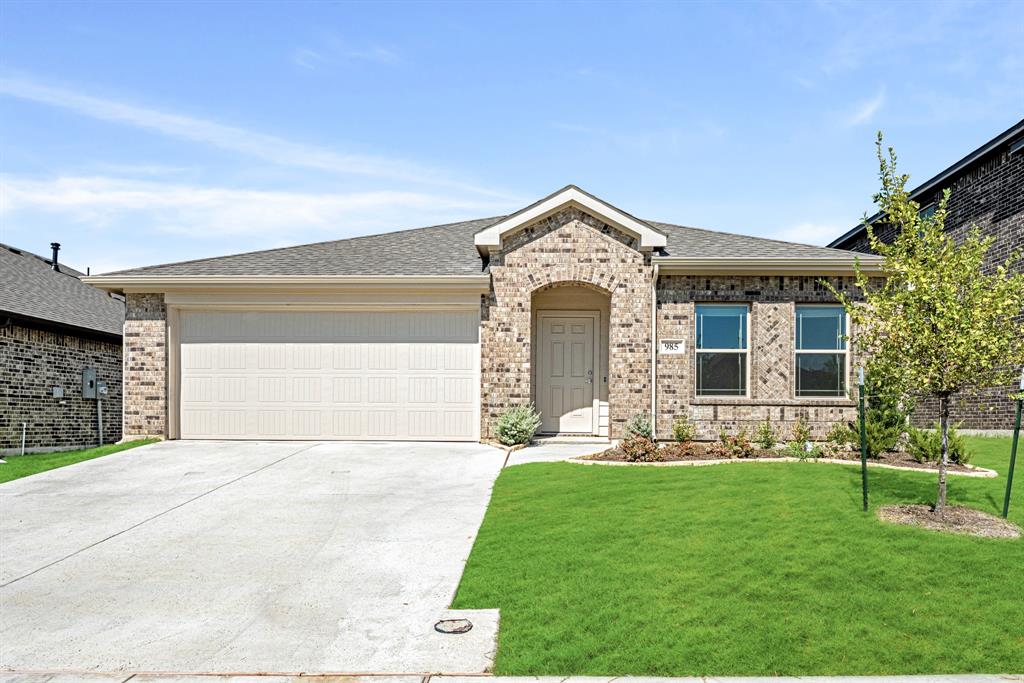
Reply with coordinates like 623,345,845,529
878,504,1022,539
585,442,978,472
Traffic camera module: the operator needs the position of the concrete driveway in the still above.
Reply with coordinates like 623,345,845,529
0,440,505,675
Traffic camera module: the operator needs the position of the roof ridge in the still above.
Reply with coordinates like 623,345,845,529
101,216,506,275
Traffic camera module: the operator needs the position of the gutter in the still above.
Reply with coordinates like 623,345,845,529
829,117,1024,248
652,256,883,275
83,274,493,294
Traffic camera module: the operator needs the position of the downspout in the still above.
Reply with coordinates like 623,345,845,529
650,262,659,440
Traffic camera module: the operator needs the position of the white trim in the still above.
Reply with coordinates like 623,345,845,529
694,303,751,399
793,304,850,400
536,310,601,436
83,275,491,293
474,186,667,251
650,263,659,440
654,256,883,275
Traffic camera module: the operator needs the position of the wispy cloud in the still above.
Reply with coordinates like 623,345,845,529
0,175,508,271
551,119,727,153
291,36,399,70
0,76,509,198
845,86,886,126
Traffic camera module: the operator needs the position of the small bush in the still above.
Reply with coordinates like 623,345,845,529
720,428,755,458
661,441,698,459
826,422,856,447
785,440,823,460
625,412,653,440
906,423,972,465
496,404,542,446
791,417,812,445
621,434,661,462
672,415,696,443
754,421,778,449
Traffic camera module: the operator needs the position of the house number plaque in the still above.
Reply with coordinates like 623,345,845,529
659,340,685,354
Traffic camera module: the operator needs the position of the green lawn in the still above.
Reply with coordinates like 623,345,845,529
453,436,1024,676
0,439,157,484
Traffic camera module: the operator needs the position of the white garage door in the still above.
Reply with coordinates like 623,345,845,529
178,310,480,441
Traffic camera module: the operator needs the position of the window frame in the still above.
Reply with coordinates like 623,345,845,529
793,303,850,399
694,303,750,398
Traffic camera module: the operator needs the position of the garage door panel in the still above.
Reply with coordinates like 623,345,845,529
179,310,479,441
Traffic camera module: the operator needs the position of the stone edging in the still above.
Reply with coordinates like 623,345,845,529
569,456,998,478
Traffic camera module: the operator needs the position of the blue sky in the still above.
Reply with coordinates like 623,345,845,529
1,1,1021,274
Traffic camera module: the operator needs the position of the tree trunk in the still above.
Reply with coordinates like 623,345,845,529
935,393,950,516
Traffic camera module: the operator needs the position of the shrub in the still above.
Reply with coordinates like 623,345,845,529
860,369,913,457
754,420,778,449
907,423,972,465
720,428,755,458
826,422,856,447
661,441,698,459
495,404,542,446
672,415,696,443
785,440,823,460
621,434,661,462
791,416,811,445
625,412,653,440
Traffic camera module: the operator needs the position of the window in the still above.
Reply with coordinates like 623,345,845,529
795,305,847,397
696,304,748,396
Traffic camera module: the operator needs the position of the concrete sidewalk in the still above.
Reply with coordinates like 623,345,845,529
2,672,1020,682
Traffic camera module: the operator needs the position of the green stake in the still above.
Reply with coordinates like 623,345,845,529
1002,367,1024,519
858,366,869,512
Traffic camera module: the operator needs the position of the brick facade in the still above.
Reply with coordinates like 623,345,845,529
0,322,122,453
480,208,653,439
123,293,168,439
836,139,1024,430
655,275,863,440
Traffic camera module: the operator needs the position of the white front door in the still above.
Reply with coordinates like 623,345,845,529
537,314,596,434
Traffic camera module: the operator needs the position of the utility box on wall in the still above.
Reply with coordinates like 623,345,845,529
82,367,97,399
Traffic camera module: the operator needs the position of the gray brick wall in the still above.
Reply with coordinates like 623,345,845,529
836,140,1024,429
0,323,122,452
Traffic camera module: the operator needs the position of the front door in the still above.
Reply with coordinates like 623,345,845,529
537,314,596,433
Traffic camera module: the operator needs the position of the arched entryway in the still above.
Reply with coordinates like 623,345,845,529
531,282,611,436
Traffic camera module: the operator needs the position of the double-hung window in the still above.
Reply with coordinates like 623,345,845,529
795,305,847,397
695,304,748,396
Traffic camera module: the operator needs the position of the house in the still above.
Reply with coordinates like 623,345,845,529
1,242,125,454
830,118,1024,431
85,186,882,443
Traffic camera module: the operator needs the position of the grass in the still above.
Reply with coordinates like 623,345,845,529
452,436,1024,675
0,439,157,484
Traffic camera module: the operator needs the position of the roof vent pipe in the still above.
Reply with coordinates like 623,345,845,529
50,242,61,272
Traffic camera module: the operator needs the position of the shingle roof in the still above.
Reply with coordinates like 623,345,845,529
98,215,864,279
101,217,498,277
0,244,124,337
651,222,863,259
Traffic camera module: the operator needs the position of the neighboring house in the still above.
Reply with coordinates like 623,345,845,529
86,186,882,443
830,119,1024,431
1,243,125,453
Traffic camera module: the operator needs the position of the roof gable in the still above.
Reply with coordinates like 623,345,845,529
473,185,667,253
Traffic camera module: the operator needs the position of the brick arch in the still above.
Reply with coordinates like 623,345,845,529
481,207,654,440
529,276,616,298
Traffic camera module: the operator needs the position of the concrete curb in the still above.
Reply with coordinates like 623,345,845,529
2,672,1020,682
568,456,999,478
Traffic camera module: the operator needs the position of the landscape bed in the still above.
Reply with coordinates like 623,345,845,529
585,441,982,473
452,436,1023,676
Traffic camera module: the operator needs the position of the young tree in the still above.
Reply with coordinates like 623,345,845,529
830,134,1024,514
